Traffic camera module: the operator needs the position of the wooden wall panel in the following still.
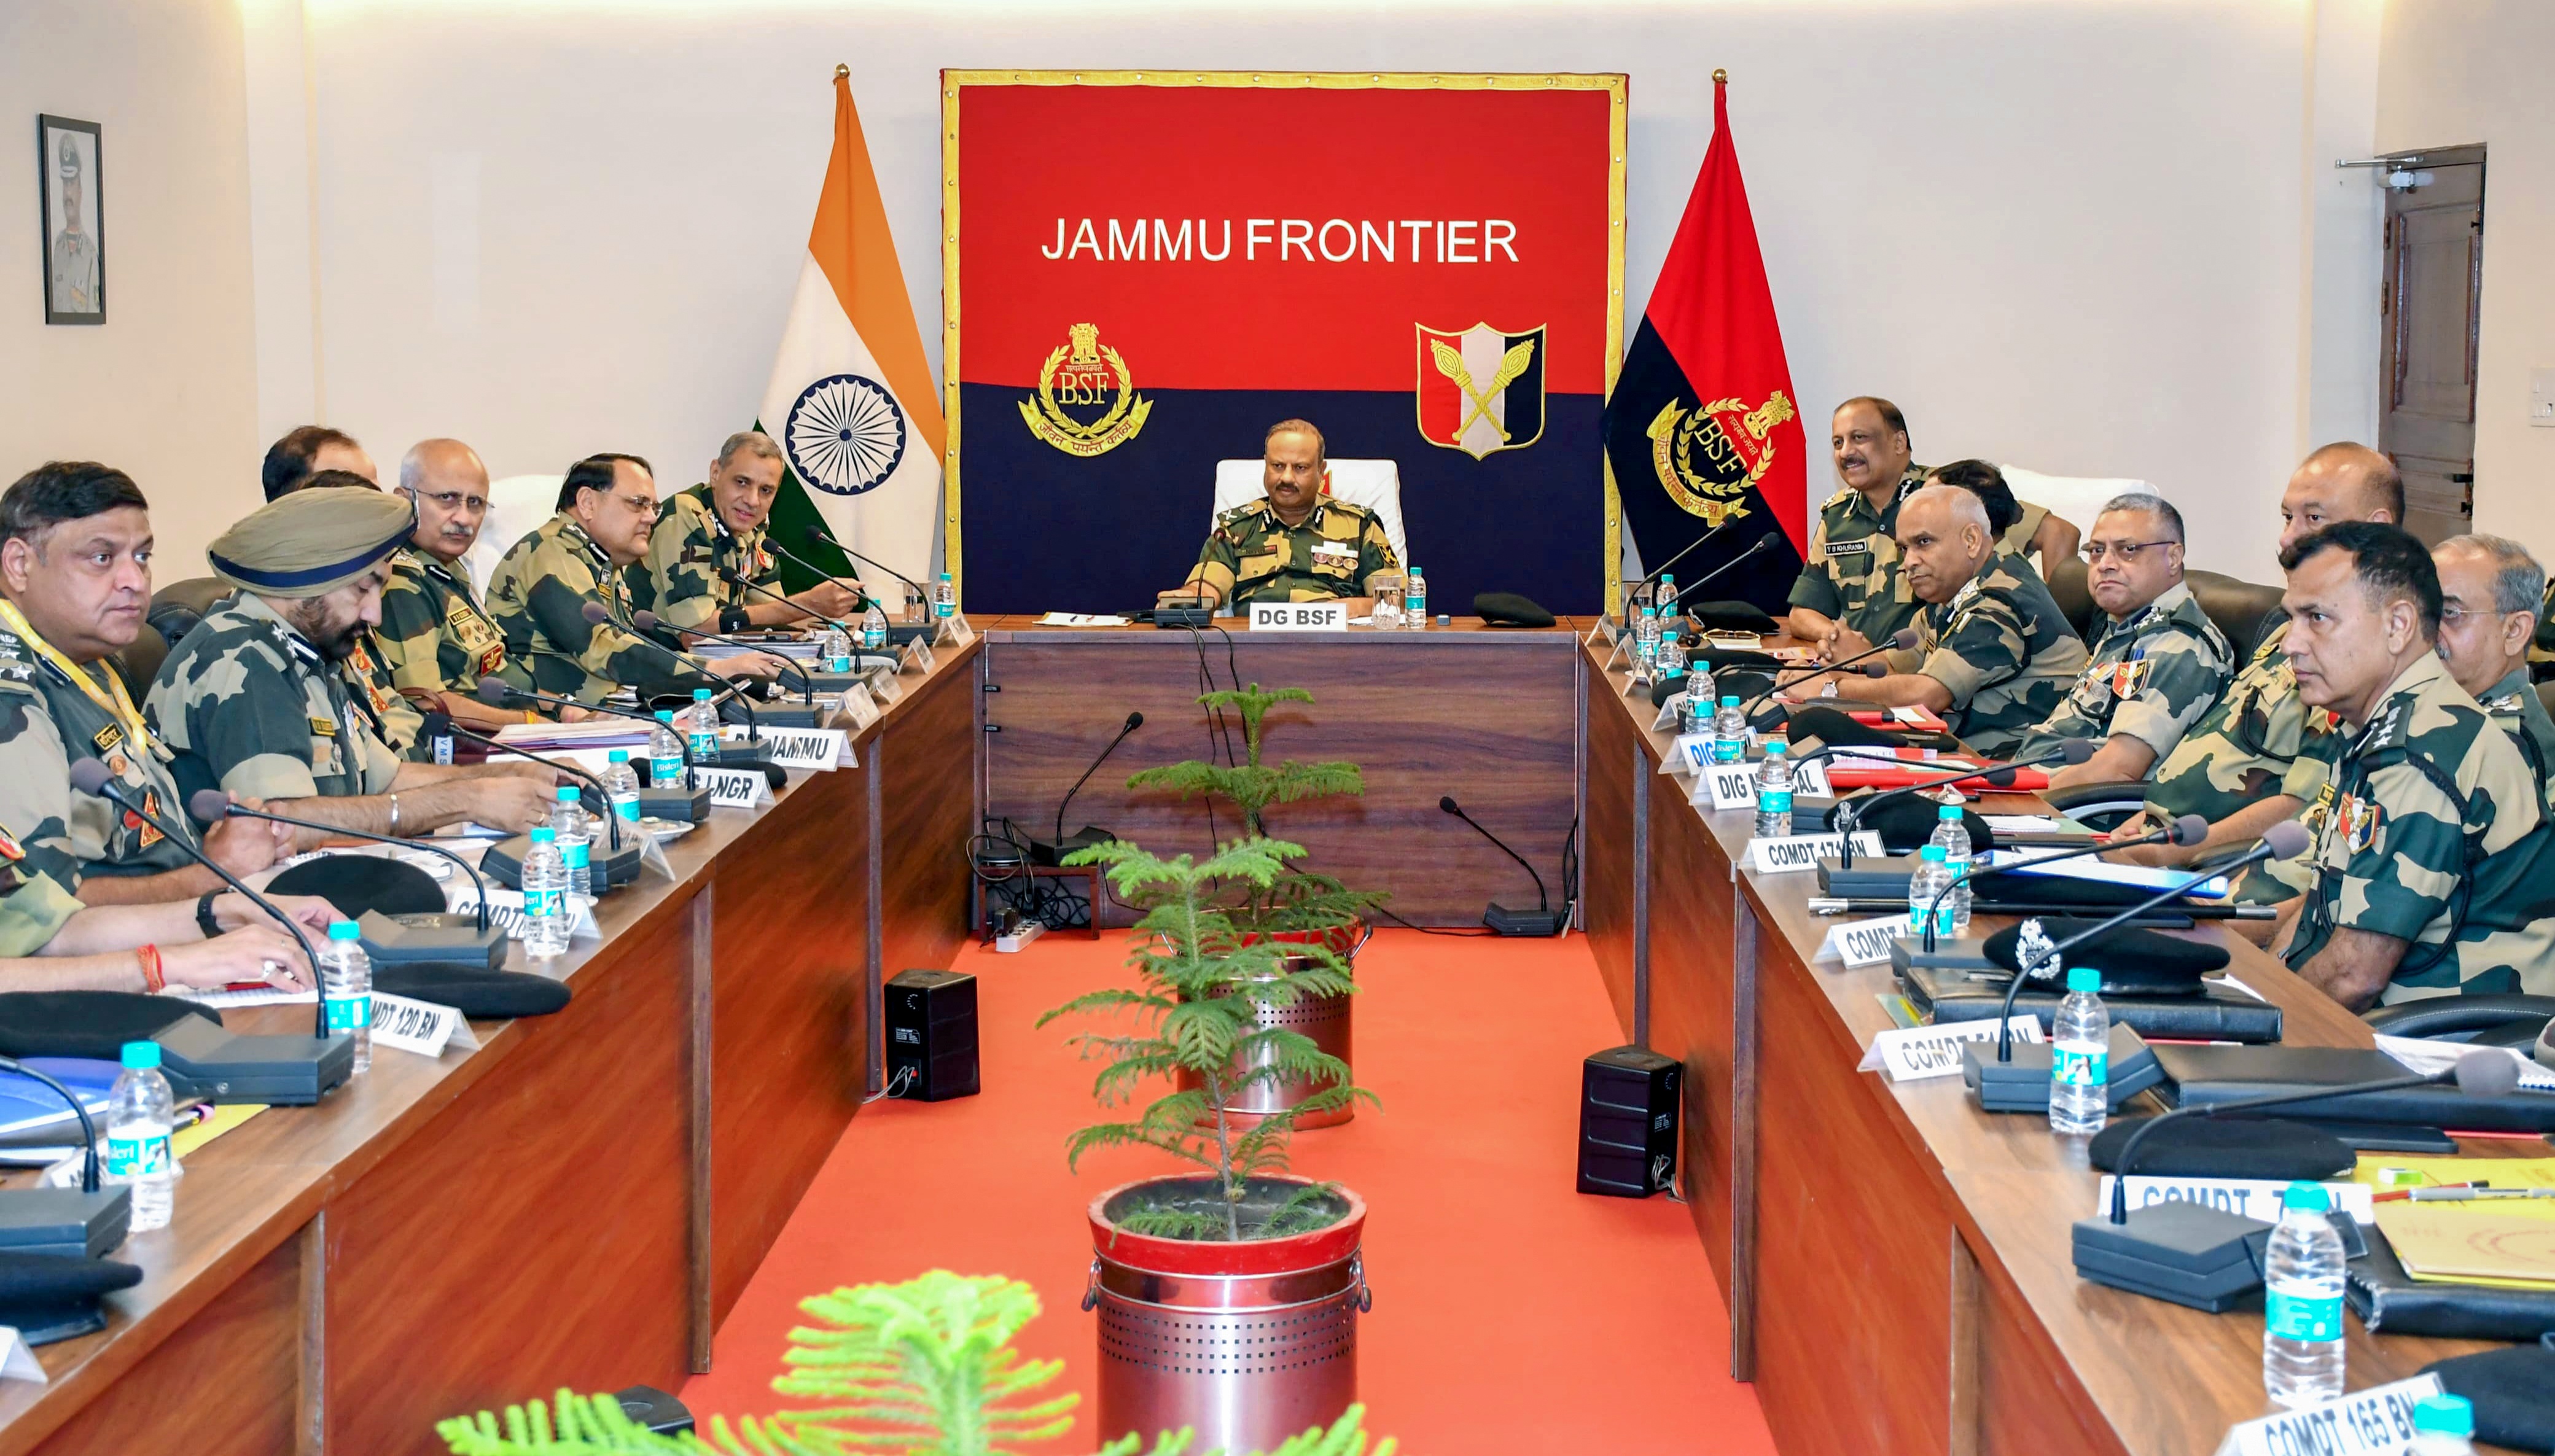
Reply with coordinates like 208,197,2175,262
880,664,977,976
1581,665,1640,1040
29,1236,300,1456
1645,800,1739,1298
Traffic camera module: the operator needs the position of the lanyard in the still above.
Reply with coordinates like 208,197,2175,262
0,598,151,754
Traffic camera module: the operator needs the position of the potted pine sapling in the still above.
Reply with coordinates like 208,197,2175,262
434,1269,1397,1456
1040,839,1378,1456
1126,684,1381,1127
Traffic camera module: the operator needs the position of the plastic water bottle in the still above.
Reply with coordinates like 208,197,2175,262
861,599,889,653
602,749,642,826
819,621,853,674
2411,1395,2477,1454
933,571,956,620
649,709,687,792
103,1040,178,1232
2262,1182,2349,1409
521,826,571,959
1634,606,1659,669
1711,695,1748,765
2050,965,2109,1135
1753,741,1795,838
1905,844,1954,942
318,919,373,1076
1655,572,1677,623
1404,567,1427,629
550,785,592,898
1678,664,1718,736
1656,626,1687,690
685,687,721,766
1930,803,1974,932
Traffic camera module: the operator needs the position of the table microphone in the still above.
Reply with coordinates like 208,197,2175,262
716,564,877,631
633,608,810,698
190,790,493,933
1994,820,2311,1062
1036,712,1142,866
426,716,625,852
2103,1051,2519,1224
0,1054,126,1258
1831,739,2095,870
579,600,761,734
1441,795,1561,936
1620,518,1738,629
1917,812,2209,951
802,522,926,601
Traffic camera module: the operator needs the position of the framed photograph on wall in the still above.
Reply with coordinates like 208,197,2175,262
37,115,104,325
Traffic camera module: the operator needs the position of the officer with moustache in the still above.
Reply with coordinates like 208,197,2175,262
631,431,864,639
1784,397,1928,654
374,438,554,735
2430,534,2555,801
1160,419,1399,612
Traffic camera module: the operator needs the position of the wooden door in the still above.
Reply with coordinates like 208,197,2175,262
2380,146,2486,545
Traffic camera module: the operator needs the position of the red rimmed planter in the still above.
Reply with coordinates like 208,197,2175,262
1082,1175,1370,1454
1176,922,1367,1130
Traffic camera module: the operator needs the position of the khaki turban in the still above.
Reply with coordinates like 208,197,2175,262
206,487,415,598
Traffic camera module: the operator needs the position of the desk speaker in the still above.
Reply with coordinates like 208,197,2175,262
1578,1046,1679,1197
886,969,979,1101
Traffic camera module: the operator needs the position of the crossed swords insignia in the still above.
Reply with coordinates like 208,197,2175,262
1429,338,1537,442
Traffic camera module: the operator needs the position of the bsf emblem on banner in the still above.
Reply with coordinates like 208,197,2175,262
1645,391,1796,528
1020,322,1150,457
1416,323,1545,459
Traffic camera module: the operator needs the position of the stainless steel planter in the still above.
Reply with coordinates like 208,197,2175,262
1177,924,1363,1130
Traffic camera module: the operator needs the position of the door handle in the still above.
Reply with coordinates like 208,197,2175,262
2450,473,2475,485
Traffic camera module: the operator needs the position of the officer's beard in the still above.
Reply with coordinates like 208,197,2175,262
283,598,364,662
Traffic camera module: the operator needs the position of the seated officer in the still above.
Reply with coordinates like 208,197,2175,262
0,838,325,994
260,424,375,501
144,488,559,842
2271,523,2555,1008
265,432,424,757
2016,493,2234,790
631,431,862,638
1927,459,2080,571
1776,485,2090,757
1785,397,1929,653
488,453,786,704
0,462,294,903
1158,419,1399,613
2432,534,2555,800
377,438,550,735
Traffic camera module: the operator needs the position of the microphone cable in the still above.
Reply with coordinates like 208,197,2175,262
965,816,1095,932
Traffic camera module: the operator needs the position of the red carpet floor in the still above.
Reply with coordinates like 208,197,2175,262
683,928,1775,1454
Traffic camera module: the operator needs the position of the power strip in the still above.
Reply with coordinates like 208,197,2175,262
994,919,1045,953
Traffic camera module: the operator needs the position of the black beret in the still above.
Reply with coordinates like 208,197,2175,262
375,963,572,1019
0,1250,144,1345
1686,600,1780,634
2427,1343,2555,1452
1825,796,1989,855
1473,592,1554,628
269,855,447,917
1694,647,1782,673
2088,1114,2354,1181
1983,918,2229,992
1785,703,1905,748
0,993,216,1062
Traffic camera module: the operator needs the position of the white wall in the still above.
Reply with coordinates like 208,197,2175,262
0,0,263,578
240,0,2366,585
2377,0,2555,554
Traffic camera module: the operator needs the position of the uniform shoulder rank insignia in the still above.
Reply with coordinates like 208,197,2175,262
2487,693,2525,715
2367,695,2409,748
1821,488,1856,512
1949,575,1985,610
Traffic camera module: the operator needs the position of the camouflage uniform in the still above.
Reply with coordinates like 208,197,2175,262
1192,497,1399,608
0,609,197,890
2000,499,2050,561
142,591,404,803
2282,654,2555,1001
627,483,785,639
345,633,422,758
2013,582,2234,769
0,841,82,958
1909,553,2092,758
487,513,708,705
2475,665,2555,807
1787,464,1928,644
376,549,510,698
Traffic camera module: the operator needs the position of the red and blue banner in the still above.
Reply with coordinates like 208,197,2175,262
943,72,1626,615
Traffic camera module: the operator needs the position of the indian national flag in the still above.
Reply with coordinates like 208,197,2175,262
756,66,945,604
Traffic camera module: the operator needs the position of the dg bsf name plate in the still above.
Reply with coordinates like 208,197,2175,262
1249,601,1349,633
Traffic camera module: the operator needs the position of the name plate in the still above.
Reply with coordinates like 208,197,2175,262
1862,1016,2043,1083
934,614,973,646
471,889,600,943
1814,914,1903,968
370,990,483,1058
1248,601,1348,632
2212,1375,2443,1456
741,726,847,773
1743,830,1881,874
837,683,880,733
903,637,935,673
867,664,903,704
695,766,771,809
2097,1175,2376,1226
1701,759,1832,809
0,1328,42,1384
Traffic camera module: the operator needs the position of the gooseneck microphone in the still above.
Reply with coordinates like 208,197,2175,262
584,601,763,741
1441,795,1562,936
427,717,623,852
68,759,326,1038
803,522,926,599
1994,820,2312,1062
760,537,890,614
717,565,870,636
2105,1052,2520,1224
1037,712,1143,866
633,609,811,696
1830,739,2096,870
190,790,492,932
1917,812,2209,952
1621,519,1737,628
0,1058,103,1193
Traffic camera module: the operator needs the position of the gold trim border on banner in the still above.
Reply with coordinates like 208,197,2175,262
940,68,1629,616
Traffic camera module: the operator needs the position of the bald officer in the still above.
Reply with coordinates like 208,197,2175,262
1160,419,1400,613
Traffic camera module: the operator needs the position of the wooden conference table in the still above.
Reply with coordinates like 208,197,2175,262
0,637,979,1456
1578,633,2523,1455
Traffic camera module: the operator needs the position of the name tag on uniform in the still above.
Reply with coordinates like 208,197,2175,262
1249,601,1348,632
309,715,337,738
1824,539,1873,559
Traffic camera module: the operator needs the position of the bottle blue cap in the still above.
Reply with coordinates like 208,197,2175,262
1940,803,1962,820
1919,844,1945,861
120,1040,161,1070
1721,696,1741,707
654,709,674,722
327,919,360,941
692,688,712,701
2413,1395,2474,1436
1765,741,1786,757
2065,965,2099,994
556,785,579,801
1640,606,1656,618
530,826,556,844
608,749,630,763
2283,1180,2331,1213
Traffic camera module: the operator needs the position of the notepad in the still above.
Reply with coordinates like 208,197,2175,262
2376,1203,2555,1288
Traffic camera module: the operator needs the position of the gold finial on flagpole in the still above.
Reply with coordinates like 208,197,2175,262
1712,68,1728,84
835,63,849,80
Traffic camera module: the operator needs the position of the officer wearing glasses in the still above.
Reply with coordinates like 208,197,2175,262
373,438,543,733
2016,494,2234,789
485,453,787,706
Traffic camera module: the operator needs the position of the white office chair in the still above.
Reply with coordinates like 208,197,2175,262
1997,464,2160,555
469,473,565,590
1211,459,1409,567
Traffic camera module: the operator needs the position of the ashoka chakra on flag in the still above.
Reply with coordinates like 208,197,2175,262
786,372,907,496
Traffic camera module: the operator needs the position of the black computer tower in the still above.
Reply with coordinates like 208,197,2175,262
1577,1045,1680,1197
885,968,980,1100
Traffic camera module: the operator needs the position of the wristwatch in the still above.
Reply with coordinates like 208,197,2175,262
195,890,222,939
